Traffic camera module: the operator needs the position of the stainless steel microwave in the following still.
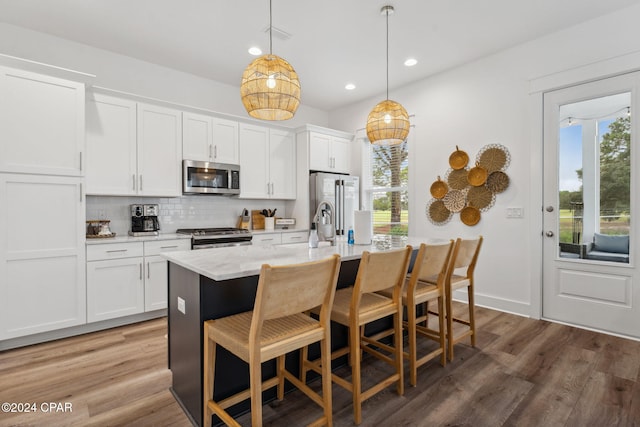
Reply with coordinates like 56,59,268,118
183,160,240,195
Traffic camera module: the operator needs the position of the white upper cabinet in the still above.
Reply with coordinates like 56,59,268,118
85,93,182,197
0,66,85,176
308,131,351,174
86,93,137,195
137,103,182,196
212,117,239,164
269,128,296,199
183,112,239,164
239,123,295,199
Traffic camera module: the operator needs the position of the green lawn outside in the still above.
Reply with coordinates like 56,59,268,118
559,208,630,243
372,210,409,235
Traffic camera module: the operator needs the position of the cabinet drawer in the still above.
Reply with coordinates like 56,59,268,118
144,239,190,256
251,233,282,245
281,231,308,244
86,242,144,261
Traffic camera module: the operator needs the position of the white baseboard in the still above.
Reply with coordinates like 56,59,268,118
452,289,530,318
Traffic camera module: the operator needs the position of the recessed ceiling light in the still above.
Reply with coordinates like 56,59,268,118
345,83,356,90
248,47,262,56
404,58,418,67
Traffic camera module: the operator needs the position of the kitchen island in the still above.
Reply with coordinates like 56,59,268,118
164,236,430,426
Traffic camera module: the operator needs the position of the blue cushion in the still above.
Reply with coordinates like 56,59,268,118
592,233,629,254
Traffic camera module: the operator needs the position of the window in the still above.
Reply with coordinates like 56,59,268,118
558,92,630,262
362,138,409,236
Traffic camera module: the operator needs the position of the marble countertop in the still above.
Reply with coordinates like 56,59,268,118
86,233,191,245
163,235,443,281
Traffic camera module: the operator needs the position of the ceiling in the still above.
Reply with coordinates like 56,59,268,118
2,0,640,111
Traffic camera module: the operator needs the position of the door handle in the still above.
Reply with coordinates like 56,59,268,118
545,206,554,212
545,231,554,237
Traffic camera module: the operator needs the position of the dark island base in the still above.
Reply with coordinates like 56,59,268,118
169,252,417,426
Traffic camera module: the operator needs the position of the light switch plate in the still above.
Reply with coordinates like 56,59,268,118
506,207,524,218
177,297,186,314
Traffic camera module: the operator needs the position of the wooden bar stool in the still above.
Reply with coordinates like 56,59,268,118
375,240,454,386
203,254,341,427
301,246,412,425
440,236,483,361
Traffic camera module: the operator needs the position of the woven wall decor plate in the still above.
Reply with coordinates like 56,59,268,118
486,170,510,193
467,163,488,186
448,146,469,170
443,189,467,213
430,176,448,199
446,167,470,190
460,205,481,226
476,144,510,172
467,185,495,211
426,199,452,225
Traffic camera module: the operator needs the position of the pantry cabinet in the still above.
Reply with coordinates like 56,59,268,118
239,123,296,199
0,66,85,176
85,93,182,196
0,174,86,340
182,112,239,164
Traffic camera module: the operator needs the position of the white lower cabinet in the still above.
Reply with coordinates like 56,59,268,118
281,231,308,244
142,239,190,311
87,255,145,322
252,231,308,245
86,239,189,322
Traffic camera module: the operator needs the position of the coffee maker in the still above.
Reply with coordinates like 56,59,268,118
129,204,160,236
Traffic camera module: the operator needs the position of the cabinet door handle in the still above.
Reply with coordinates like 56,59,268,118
106,249,128,253
79,183,83,202
214,145,217,159
133,174,136,191
262,238,274,242
161,245,179,249
209,144,213,159
290,236,302,240
139,175,143,191
79,152,83,172
147,262,150,279
140,263,143,280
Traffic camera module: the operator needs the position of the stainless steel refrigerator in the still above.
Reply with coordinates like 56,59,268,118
309,172,359,236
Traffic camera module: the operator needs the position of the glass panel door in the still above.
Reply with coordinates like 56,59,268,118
558,92,631,263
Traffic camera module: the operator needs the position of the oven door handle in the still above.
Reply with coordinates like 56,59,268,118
193,241,252,250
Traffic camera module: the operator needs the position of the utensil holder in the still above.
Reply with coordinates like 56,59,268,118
264,217,275,231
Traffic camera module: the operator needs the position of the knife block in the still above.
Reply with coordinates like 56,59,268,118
236,216,250,230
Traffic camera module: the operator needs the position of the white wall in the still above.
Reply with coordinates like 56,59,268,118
0,23,329,128
328,4,640,317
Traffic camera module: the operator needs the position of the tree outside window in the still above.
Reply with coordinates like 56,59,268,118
369,140,408,236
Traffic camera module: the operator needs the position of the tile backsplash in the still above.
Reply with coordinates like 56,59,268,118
87,196,286,236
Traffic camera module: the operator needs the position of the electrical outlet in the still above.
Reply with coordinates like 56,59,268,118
506,207,524,218
177,297,186,314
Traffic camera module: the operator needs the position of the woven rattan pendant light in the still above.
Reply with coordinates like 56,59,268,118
366,5,410,146
240,0,300,121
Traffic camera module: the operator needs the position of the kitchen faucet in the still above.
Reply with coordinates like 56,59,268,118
313,201,336,246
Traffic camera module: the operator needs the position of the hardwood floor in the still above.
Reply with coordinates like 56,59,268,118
1,303,639,426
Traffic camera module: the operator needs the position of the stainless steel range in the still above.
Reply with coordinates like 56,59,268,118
176,227,252,249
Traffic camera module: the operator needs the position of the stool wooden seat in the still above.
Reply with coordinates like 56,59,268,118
301,246,412,425
203,254,341,427
376,240,454,386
